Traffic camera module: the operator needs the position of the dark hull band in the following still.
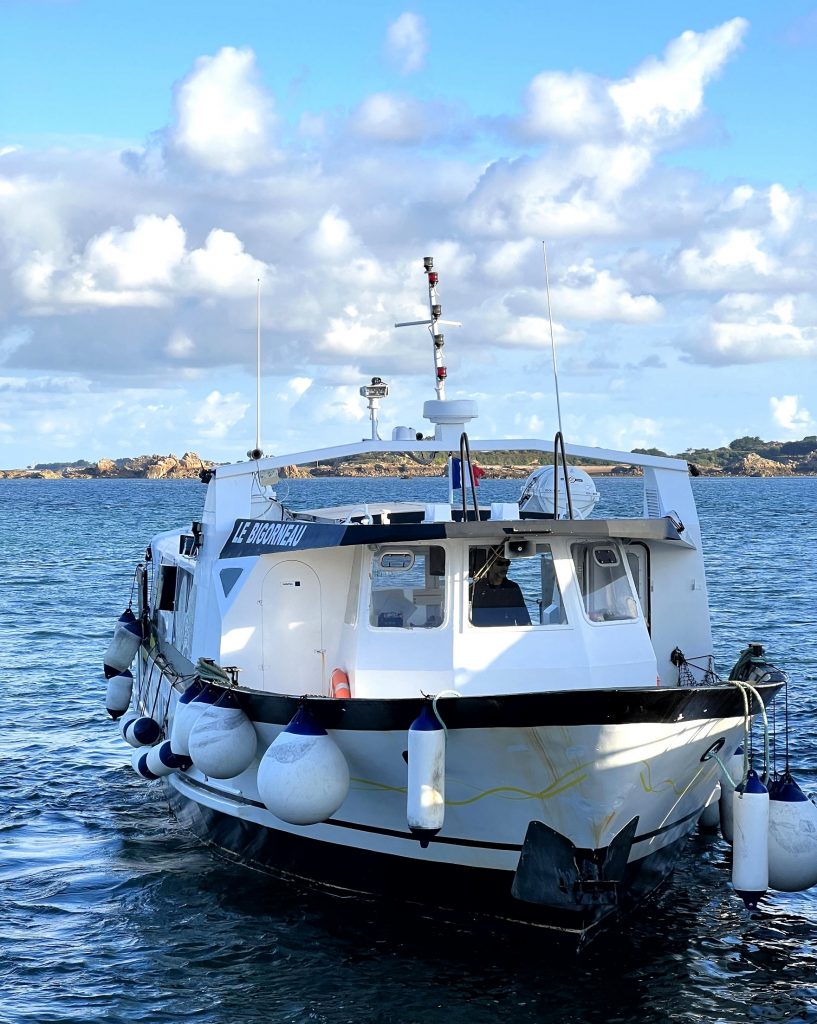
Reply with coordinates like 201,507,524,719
167,783,692,942
186,677,780,732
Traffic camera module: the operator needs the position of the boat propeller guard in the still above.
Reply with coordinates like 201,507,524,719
511,816,639,910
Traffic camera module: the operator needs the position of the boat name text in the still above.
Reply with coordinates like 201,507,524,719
230,520,309,548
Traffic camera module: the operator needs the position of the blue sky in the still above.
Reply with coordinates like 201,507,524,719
1,1,815,466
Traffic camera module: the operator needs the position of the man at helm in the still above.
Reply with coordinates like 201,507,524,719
471,553,531,626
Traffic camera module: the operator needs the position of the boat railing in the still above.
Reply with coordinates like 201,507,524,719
459,432,481,522
553,431,575,520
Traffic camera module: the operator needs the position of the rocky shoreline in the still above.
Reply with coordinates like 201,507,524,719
1,449,815,480
0,453,216,480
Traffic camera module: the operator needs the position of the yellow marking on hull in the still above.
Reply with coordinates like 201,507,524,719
349,762,591,805
446,774,588,806
638,760,684,797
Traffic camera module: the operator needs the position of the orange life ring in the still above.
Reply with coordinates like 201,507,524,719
330,669,351,699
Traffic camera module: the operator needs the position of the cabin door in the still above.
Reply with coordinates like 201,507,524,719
261,561,325,695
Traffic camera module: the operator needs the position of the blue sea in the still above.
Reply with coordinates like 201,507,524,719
1,475,816,1024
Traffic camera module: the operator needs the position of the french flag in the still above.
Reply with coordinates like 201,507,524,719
450,457,485,489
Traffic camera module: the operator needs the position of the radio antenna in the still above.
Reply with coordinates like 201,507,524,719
543,241,564,438
247,277,264,461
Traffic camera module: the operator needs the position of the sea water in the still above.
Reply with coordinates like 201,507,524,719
1,475,816,1024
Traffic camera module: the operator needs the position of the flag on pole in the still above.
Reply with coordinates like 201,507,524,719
450,457,484,489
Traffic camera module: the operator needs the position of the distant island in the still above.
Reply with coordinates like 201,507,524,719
1,435,816,480
0,452,216,480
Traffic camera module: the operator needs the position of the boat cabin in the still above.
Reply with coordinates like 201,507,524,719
147,488,707,701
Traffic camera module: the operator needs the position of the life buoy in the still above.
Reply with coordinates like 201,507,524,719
330,669,351,699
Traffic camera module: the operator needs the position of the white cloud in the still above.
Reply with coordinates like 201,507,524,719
351,93,449,143
609,19,747,139
168,47,275,174
186,229,267,295
319,314,388,357
520,71,615,141
768,184,800,234
166,330,195,358
561,412,661,451
385,12,428,74
309,209,358,260
86,214,186,290
192,389,250,438
770,395,813,433
519,18,747,146
677,228,773,289
460,144,652,239
482,239,538,279
14,214,268,309
552,260,663,322
703,294,817,363
288,380,368,428
0,328,32,362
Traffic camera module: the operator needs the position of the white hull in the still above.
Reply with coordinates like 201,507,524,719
135,647,771,939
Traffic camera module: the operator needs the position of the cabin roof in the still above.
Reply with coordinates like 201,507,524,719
218,514,692,560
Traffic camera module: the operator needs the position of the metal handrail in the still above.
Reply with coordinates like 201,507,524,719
553,431,574,520
459,432,480,522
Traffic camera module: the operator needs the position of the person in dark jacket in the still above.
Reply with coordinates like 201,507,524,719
471,556,531,626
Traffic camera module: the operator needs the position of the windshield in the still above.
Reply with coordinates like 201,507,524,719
571,542,638,622
469,544,566,628
369,545,446,629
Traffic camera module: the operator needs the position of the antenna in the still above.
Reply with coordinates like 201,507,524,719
395,256,461,399
247,278,264,461
543,241,564,439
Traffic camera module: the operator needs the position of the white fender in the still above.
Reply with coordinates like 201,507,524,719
699,781,721,831
188,700,257,779
105,671,133,720
257,707,349,825
104,610,142,677
130,747,158,780
118,710,140,740
146,741,192,778
732,769,769,909
169,680,209,756
122,715,162,748
768,775,817,892
719,746,745,843
407,703,445,846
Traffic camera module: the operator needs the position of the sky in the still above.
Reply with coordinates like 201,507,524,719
1,0,816,467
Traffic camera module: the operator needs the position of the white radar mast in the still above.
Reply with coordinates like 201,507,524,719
359,377,389,440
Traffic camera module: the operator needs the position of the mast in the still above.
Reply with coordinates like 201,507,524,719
395,256,461,400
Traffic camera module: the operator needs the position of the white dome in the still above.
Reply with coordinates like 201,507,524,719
519,465,600,519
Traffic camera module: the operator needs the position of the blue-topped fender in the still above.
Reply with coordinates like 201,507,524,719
768,773,817,892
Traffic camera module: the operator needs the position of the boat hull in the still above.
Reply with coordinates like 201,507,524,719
166,778,690,943
137,647,779,943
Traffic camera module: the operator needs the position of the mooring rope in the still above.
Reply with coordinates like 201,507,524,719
431,689,462,740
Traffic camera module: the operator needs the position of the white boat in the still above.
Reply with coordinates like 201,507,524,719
108,256,786,945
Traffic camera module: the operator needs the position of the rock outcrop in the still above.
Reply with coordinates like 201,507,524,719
730,453,793,477
0,453,215,480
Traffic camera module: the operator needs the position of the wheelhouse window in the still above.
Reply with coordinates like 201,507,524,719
571,543,638,623
469,544,566,627
369,545,445,629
